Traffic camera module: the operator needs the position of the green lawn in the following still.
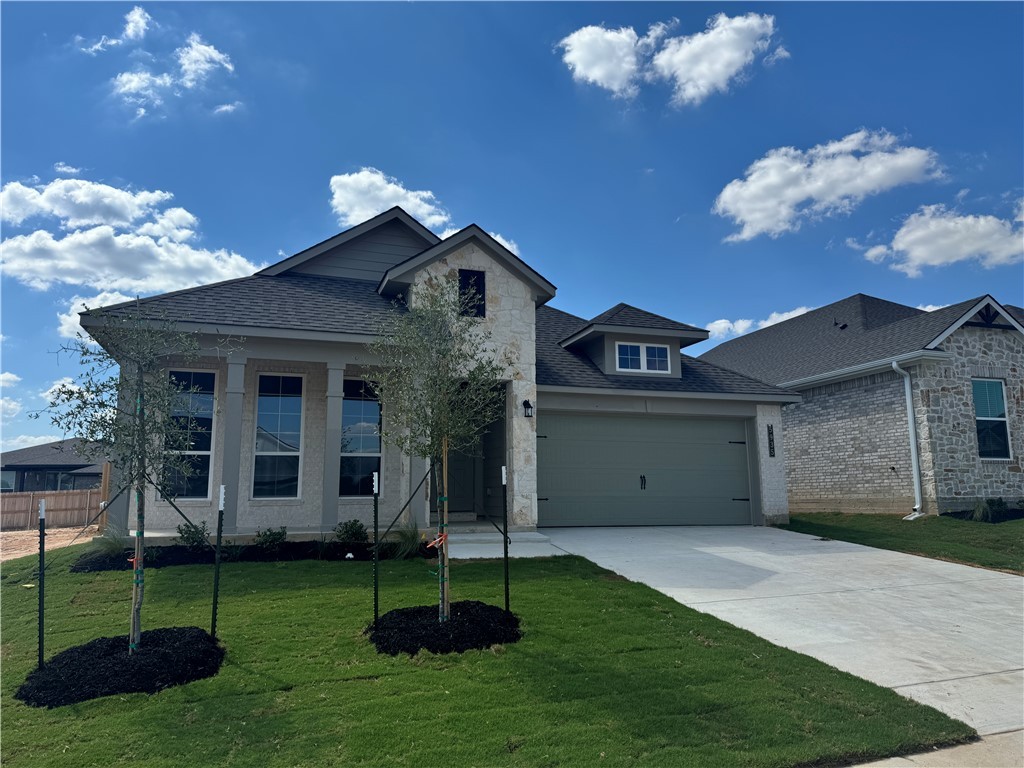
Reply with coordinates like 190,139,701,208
782,513,1024,574
1,549,974,767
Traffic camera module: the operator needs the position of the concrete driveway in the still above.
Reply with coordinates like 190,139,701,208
544,526,1024,736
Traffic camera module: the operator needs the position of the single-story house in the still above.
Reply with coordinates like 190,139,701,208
88,207,798,536
0,438,104,493
700,294,1024,515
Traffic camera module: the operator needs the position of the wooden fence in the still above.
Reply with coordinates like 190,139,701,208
0,489,104,530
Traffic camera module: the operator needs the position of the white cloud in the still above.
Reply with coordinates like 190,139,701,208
763,45,790,66
213,101,242,115
329,168,450,229
112,69,174,108
40,378,81,403
0,178,172,228
1,434,61,452
863,203,1023,277
122,6,152,42
916,304,949,312
0,372,22,388
706,305,813,340
53,162,82,176
176,33,234,89
58,291,136,339
1,175,260,294
651,13,776,106
437,226,519,255
1,397,22,419
558,22,672,99
714,129,942,242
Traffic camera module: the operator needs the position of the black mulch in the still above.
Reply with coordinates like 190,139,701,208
72,541,434,573
16,626,225,708
942,508,1024,524
367,600,522,656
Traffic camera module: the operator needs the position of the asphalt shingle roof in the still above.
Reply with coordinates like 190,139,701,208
1,439,103,471
537,306,793,397
92,274,400,336
698,294,1007,385
585,303,706,334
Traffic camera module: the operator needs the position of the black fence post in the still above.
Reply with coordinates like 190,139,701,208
211,486,225,639
38,499,46,670
373,471,380,626
502,466,510,613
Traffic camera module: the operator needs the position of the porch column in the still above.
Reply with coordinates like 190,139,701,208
322,364,346,530
221,358,247,533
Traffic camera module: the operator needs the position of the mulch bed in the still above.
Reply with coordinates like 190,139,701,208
367,600,522,656
16,626,225,708
942,508,1024,524
72,541,434,573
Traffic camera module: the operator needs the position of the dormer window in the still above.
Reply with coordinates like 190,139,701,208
458,269,486,317
616,342,670,373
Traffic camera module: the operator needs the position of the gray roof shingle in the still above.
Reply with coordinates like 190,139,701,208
586,303,706,334
698,293,1015,385
537,306,794,397
1,438,104,471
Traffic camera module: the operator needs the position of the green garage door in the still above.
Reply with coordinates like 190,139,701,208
537,412,752,526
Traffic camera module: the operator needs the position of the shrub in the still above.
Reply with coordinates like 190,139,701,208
174,521,211,551
221,539,247,562
971,501,993,523
254,526,288,551
90,521,129,557
389,524,424,560
986,497,1008,517
335,519,369,544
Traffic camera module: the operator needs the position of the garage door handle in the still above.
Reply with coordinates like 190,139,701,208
538,498,549,502
732,498,750,502
640,474,646,490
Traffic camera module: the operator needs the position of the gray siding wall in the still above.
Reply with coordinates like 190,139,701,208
783,371,920,514
291,220,430,282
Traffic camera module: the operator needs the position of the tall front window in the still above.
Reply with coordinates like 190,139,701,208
972,379,1011,459
615,342,671,373
254,375,303,497
166,370,215,499
458,269,486,317
341,380,382,496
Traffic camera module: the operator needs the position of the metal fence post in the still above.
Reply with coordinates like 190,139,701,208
373,471,379,626
38,499,46,669
502,466,510,613
211,485,225,639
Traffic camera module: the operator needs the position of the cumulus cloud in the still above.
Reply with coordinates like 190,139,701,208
714,129,942,242
53,161,82,176
651,13,776,106
213,101,242,115
39,378,80,404
0,372,22,388
862,203,1023,277
916,304,949,312
0,176,260,294
0,178,172,228
329,168,450,229
558,14,779,106
706,306,814,339
58,291,136,339
1,434,61,452
557,22,673,99
176,33,234,88
80,5,152,54
1,397,22,419
112,69,175,109
439,226,520,255
763,45,791,66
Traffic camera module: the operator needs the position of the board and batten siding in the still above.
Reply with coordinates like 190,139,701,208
290,220,430,282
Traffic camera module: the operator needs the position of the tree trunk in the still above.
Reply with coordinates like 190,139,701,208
439,436,451,622
129,364,146,653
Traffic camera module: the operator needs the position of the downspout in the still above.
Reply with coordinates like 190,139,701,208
892,361,925,520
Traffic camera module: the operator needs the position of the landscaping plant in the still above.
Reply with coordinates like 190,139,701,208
335,519,369,544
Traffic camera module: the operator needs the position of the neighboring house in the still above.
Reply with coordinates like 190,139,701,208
701,294,1024,515
86,207,797,536
0,439,104,493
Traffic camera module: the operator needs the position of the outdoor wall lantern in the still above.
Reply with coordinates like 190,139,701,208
522,399,534,418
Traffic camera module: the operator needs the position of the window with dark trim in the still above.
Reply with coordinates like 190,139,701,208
458,269,486,317
165,370,215,499
254,374,303,497
972,378,1011,459
340,380,382,496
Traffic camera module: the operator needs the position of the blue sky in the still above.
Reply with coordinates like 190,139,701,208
2,2,1022,451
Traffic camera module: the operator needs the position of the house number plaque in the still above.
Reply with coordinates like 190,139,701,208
767,425,776,457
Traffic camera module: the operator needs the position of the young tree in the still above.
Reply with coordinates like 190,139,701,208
40,301,224,653
369,276,509,622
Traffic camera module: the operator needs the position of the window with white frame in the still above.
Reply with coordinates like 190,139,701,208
340,380,382,496
165,370,216,499
972,379,1011,459
253,374,303,497
615,342,671,373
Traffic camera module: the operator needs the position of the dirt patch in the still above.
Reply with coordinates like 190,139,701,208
16,626,224,708
0,526,98,563
367,600,521,656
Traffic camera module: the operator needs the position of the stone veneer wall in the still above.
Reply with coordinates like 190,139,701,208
412,241,538,527
915,325,1024,513
755,404,790,524
783,371,921,514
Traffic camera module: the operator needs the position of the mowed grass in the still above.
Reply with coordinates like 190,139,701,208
782,512,1024,575
1,549,974,767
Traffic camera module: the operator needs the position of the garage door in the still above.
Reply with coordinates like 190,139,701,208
537,412,752,526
